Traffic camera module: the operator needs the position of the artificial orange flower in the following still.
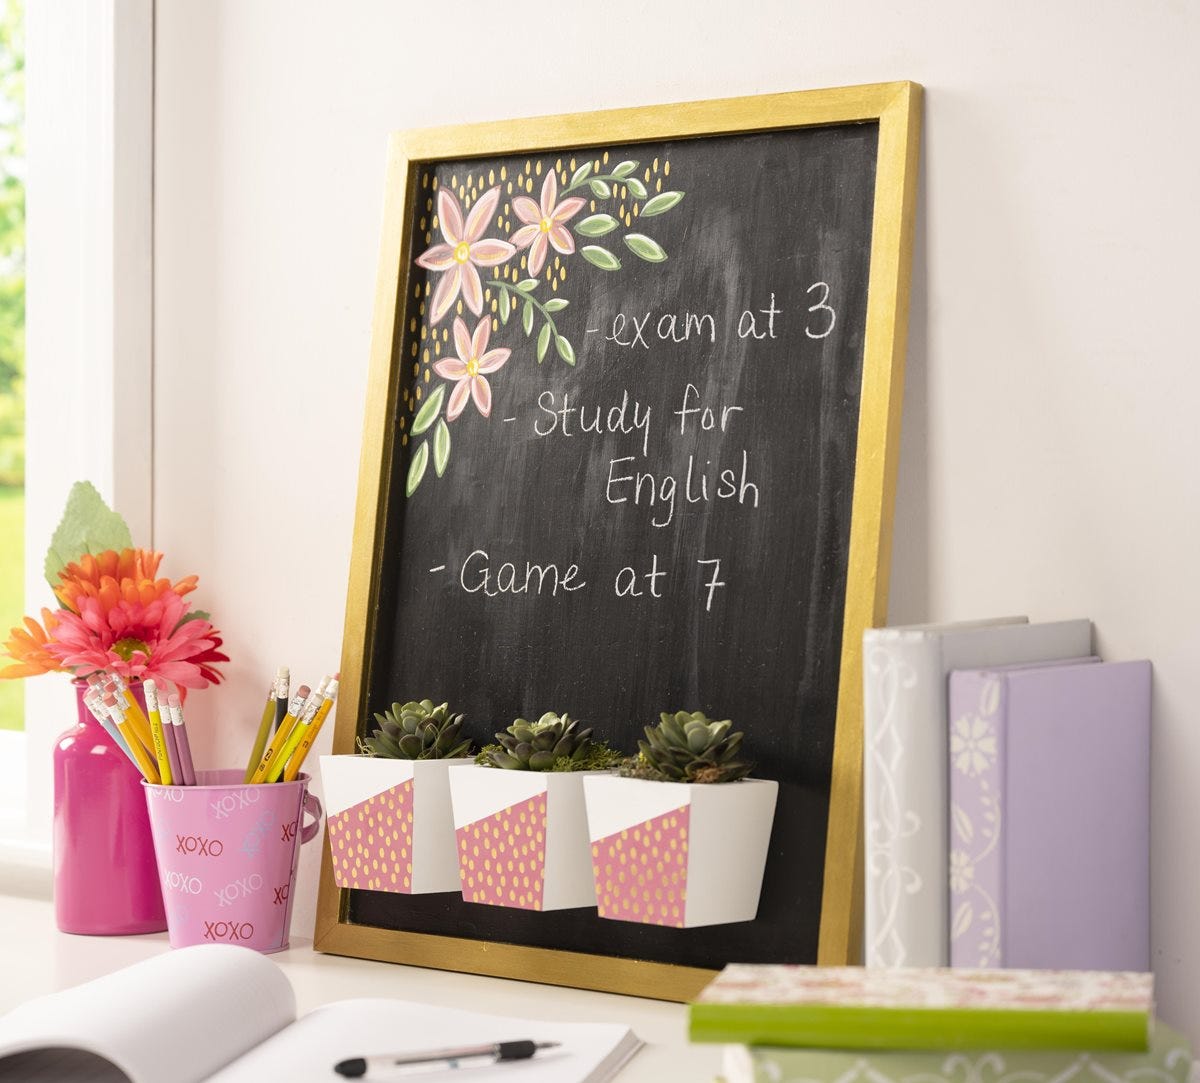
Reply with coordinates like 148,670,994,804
0,608,71,678
53,548,198,615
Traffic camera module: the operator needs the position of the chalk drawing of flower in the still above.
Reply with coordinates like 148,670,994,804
434,316,510,421
950,850,974,894
510,172,587,276
950,715,997,777
415,186,515,323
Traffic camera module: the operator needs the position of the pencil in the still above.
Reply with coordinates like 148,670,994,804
249,685,310,784
161,706,183,786
266,694,322,782
143,680,173,785
104,692,160,783
108,673,154,754
282,677,338,782
244,677,280,783
83,688,142,772
169,694,197,786
273,666,290,734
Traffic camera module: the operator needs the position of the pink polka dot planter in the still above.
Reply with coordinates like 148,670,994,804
582,774,779,928
320,755,471,894
448,765,600,911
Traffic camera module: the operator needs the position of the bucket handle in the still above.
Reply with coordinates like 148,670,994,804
301,791,323,844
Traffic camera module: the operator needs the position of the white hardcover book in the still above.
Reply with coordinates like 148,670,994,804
862,617,1092,967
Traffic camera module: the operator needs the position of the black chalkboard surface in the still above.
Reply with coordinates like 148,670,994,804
316,83,921,1000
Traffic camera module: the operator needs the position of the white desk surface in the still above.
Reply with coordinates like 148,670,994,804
0,891,722,1081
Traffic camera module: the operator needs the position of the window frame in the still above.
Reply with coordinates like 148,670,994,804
1,0,153,860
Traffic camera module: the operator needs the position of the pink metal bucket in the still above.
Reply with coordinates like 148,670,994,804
142,769,322,953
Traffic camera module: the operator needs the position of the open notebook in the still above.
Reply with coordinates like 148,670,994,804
0,946,642,1083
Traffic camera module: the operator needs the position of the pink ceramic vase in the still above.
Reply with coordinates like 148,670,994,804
52,680,167,934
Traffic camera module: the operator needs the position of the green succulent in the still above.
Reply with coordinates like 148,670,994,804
357,699,472,760
477,711,622,772
620,710,753,784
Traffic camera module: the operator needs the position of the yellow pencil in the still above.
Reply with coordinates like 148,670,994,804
244,674,282,783
143,679,172,785
283,678,338,782
104,693,160,783
249,685,310,784
266,695,322,783
108,674,155,755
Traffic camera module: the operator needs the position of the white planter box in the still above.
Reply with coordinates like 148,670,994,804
582,775,779,928
447,765,599,911
320,755,470,894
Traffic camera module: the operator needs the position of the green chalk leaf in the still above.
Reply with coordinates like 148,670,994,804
569,162,593,187
406,441,429,497
576,213,619,237
44,481,134,590
498,288,511,323
411,383,445,436
611,160,638,178
639,190,685,217
581,245,621,271
522,299,535,336
555,336,576,366
433,419,451,477
515,278,539,293
623,233,668,263
536,323,552,363
543,298,569,312
589,179,611,199
625,177,647,199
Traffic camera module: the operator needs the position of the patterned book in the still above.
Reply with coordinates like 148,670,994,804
949,660,1151,971
721,1023,1191,1083
863,618,1093,967
689,965,1153,1050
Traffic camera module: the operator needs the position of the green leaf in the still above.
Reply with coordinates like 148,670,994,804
625,177,647,199
575,213,619,237
44,481,134,589
433,418,451,477
411,383,445,436
522,299,534,336
581,245,621,271
555,336,576,366
612,160,638,178
172,610,211,633
543,298,569,312
406,441,429,497
623,233,668,263
569,161,593,187
536,324,552,363
639,190,685,217
515,278,539,293
498,288,510,323
589,179,611,198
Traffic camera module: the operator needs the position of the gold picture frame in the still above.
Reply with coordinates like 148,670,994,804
315,81,921,1001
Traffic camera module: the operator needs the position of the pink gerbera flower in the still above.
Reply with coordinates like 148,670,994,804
433,316,510,421
510,172,587,276
45,591,228,690
415,186,515,324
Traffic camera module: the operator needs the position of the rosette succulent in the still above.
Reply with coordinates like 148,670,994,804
478,711,621,772
621,710,753,784
358,699,471,760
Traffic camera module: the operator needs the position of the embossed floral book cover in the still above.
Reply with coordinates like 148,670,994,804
721,1024,1191,1083
688,966,1153,1050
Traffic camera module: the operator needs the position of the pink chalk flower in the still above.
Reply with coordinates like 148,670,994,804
415,186,515,324
510,172,587,276
45,590,226,690
434,316,510,421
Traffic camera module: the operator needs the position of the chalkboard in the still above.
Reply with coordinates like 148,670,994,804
316,83,921,1000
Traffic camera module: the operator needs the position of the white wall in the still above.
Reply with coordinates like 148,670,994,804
154,0,1200,1036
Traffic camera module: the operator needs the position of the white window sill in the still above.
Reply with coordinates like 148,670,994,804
0,729,51,899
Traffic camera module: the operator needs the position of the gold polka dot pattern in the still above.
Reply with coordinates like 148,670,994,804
456,795,547,910
591,804,690,927
327,780,415,893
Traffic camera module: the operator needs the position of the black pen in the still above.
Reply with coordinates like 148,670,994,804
334,1040,560,1077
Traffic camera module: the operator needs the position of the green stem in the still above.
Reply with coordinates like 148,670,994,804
561,172,629,196
489,279,560,338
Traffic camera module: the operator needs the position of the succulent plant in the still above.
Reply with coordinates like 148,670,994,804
621,710,753,784
478,711,621,772
358,699,472,760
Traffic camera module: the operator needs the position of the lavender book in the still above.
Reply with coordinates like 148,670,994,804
949,659,1151,971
